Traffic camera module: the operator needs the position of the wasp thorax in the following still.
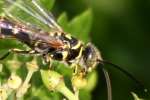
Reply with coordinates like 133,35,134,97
83,43,102,72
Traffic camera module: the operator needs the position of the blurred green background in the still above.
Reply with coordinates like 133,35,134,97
0,0,150,100
54,0,150,100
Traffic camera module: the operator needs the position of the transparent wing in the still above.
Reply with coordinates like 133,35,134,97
4,0,62,32
31,0,62,31
4,10,43,33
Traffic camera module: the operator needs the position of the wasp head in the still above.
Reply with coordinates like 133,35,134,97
82,43,102,72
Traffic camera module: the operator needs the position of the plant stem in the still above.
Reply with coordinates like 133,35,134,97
59,86,78,100
23,70,34,85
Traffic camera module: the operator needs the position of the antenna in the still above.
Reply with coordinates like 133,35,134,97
100,65,112,100
97,59,148,93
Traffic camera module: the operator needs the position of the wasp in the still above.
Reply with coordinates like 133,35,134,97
0,0,146,100
0,0,102,74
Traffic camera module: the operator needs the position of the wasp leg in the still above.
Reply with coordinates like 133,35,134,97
48,58,53,69
74,64,79,75
70,63,79,75
42,54,53,69
11,49,36,54
0,49,36,60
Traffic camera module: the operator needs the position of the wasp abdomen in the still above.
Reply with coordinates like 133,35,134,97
0,17,33,46
0,18,14,37
15,31,31,45
1,28,13,36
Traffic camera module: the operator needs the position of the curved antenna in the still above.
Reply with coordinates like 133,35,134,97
98,60,147,92
101,66,112,100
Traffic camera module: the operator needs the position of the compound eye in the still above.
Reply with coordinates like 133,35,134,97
88,53,93,59
83,46,93,60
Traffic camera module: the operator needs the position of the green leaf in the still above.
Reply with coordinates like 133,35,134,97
0,1,4,13
68,9,93,43
57,12,69,31
80,89,92,100
29,86,61,100
84,71,98,91
40,0,55,11
0,39,23,50
57,10,93,43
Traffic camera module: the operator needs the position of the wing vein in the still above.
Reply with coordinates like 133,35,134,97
31,0,62,31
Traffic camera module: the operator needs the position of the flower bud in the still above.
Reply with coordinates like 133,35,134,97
41,70,79,100
40,70,65,91
26,58,39,72
72,73,87,90
6,56,21,71
7,74,22,90
0,87,7,100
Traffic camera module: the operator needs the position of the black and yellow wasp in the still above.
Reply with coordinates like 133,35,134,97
0,0,101,75
0,0,146,100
